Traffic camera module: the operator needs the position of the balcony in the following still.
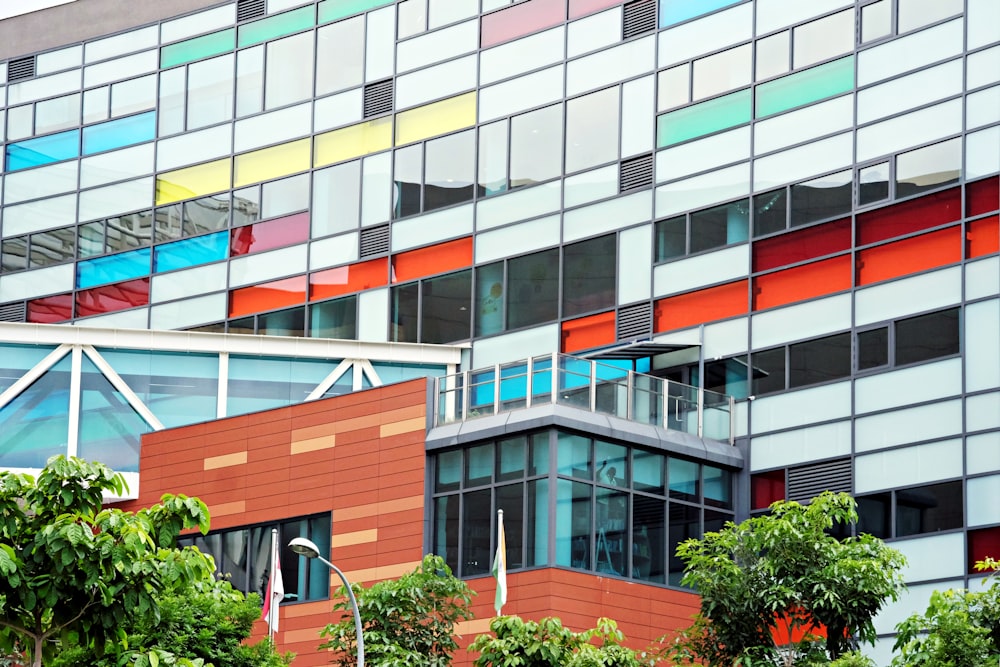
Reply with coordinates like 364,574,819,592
434,353,734,445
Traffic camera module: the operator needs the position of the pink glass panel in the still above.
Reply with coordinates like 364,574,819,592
481,0,566,49
75,278,150,318
568,0,622,19
230,212,310,257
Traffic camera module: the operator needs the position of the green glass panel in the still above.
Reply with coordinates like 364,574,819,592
78,356,152,473
318,0,393,25
238,6,316,47
160,28,235,69
756,56,855,118
0,356,72,469
656,88,752,147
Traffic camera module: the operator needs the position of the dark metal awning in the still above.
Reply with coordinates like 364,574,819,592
578,340,699,361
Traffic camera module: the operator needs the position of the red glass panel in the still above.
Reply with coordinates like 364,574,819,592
27,293,73,323
481,0,566,49
228,275,307,318
752,218,851,273
568,0,623,19
968,215,1000,259
75,278,150,318
968,526,1000,574
751,470,785,510
967,176,1000,217
753,255,852,311
309,257,388,301
392,237,473,283
230,212,310,257
561,310,616,353
654,280,748,333
856,226,962,286
856,187,961,246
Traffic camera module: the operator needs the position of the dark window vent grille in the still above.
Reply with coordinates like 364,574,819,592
623,0,657,39
619,153,653,192
364,79,394,118
617,302,652,340
7,56,36,82
0,301,26,323
237,0,266,23
360,224,390,257
787,458,852,504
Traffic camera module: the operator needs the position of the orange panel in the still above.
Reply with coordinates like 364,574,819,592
309,257,388,301
391,237,473,283
654,280,748,333
228,274,307,318
856,226,962,286
968,215,1000,259
753,255,851,311
560,310,616,353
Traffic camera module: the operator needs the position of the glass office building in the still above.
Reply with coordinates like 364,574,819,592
1,0,999,662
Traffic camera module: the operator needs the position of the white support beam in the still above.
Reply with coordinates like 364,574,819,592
82,346,165,431
67,347,82,457
0,343,72,411
305,358,354,401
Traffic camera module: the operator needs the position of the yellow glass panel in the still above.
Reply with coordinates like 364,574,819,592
155,159,231,206
314,118,393,167
233,138,311,188
394,92,477,146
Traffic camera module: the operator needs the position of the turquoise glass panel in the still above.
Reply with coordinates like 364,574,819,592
0,356,72,469
77,248,151,289
77,355,151,473
226,355,335,416
238,6,315,47
659,0,742,27
82,112,156,155
756,56,855,118
369,361,448,383
160,28,235,68
656,88,752,147
318,0,393,24
95,349,219,429
320,371,355,398
153,232,228,273
5,129,80,171
0,344,56,393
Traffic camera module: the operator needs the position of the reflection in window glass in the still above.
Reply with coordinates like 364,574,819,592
895,308,959,366
232,186,261,227
425,130,475,211
857,492,891,538
235,46,264,118
753,188,787,236
265,32,314,110
657,64,689,111
477,121,508,196
788,333,851,388
751,347,785,395
258,307,305,337
310,295,357,339
557,431,591,478
668,502,699,585
106,211,153,252
421,270,471,343
316,17,364,96
497,482,525,569
262,173,309,219
655,216,687,260
78,221,105,258
896,481,963,537
434,494,460,572
391,282,419,343
896,138,961,198
557,478,592,570
566,87,619,173
755,31,789,80
507,249,558,329
789,170,852,227
858,162,890,206
462,488,492,575
35,94,80,135
393,144,423,218
690,200,749,252
669,458,699,502
793,10,853,69
857,327,889,370
29,227,75,268
183,194,229,237
562,235,615,318
510,105,562,189
861,0,891,43
475,262,505,337
692,43,751,101
187,54,234,130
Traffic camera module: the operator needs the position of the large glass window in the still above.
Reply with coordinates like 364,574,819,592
856,481,963,538
655,199,749,261
391,269,472,344
562,235,616,318
565,87,619,173
510,105,563,189
508,249,559,329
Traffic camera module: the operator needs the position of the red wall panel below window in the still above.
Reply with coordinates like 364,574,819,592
856,187,961,246
856,226,962,286
967,176,1000,217
753,255,852,311
391,237,472,283
561,310,616,353
751,470,785,510
75,278,150,318
27,293,73,323
753,218,851,273
654,280,748,333
968,527,1000,574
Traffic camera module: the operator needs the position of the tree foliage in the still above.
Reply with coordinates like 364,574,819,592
664,491,906,666
469,616,649,667
319,553,475,667
0,456,214,667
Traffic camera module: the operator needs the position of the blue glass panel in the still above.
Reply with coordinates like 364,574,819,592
77,355,151,472
153,232,228,273
77,248,152,289
659,0,742,27
0,356,71,468
5,129,80,171
82,111,156,155
370,361,447,384
226,355,335,417
0,344,57,393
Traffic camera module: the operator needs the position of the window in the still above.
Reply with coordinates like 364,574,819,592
509,104,563,189
753,170,852,237
393,130,476,218
856,481,963,538
655,199,749,261
391,269,472,344
562,235,616,318
507,249,559,330
178,514,331,604
751,332,851,396
856,307,960,371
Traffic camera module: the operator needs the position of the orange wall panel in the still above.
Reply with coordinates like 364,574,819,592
309,257,388,300
856,226,962,286
391,236,473,283
968,215,1000,259
228,274,307,318
561,310,616,353
753,255,852,311
654,280,748,333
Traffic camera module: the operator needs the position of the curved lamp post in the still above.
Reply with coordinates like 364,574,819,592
288,537,365,667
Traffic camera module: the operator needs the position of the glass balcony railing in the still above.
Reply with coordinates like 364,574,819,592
434,353,734,445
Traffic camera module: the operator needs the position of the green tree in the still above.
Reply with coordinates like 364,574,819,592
319,553,474,667
664,491,906,666
469,616,649,667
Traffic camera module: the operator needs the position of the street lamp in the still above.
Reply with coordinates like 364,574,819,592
288,537,365,667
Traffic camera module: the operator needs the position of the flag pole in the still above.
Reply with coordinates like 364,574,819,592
492,509,507,616
269,527,278,641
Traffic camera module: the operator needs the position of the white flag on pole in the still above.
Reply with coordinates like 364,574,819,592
261,530,284,634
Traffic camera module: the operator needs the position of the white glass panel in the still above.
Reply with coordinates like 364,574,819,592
568,8,621,59
967,45,1000,91
314,88,363,132
897,0,962,34
891,533,965,582
855,439,962,492
621,75,655,157
858,19,963,86
857,59,962,125
361,151,391,226
567,36,654,97
2,194,77,236
755,30,789,80
34,93,80,134
751,293,851,349
396,20,479,73
618,224,652,304
228,244,307,287
261,173,309,219
85,26,157,63
967,391,1000,432
564,190,651,242
396,55,476,109
703,317,748,359
966,300,1000,391
265,33,313,110
566,86,619,173
479,65,564,123
188,54,234,130
855,401,962,453
750,381,851,433
967,126,1000,180
316,17,364,96
80,143,154,189
78,308,148,327
391,202,473,252
83,50,157,88
151,293,227,330
968,432,1000,475
308,231,359,271
397,0,426,39
855,267,961,326
968,0,1000,50
357,288,389,342
476,180,562,231
482,28,564,85
968,85,1000,130
110,74,156,117
157,67,185,136
658,3,753,67
754,133,852,191
856,358,963,414
234,102,311,153
312,161,360,237
0,264,74,302
753,95,853,155
365,6,395,82
857,99,962,163
36,45,83,75
653,244,748,297
78,177,153,223
471,323,559,367
428,0,477,29
792,9,853,69
860,0,891,43
161,5,235,43
3,161,78,204
750,420,851,471
968,475,1000,527
875,582,962,635
7,70,81,105
966,257,1000,301
151,263,228,302
236,45,264,117
475,214,560,264
156,125,232,171
655,162,750,218
657,127,751,182
656,64,689,111
564,165,618,208
756,0,852,34
5,104,32,140
692,43,751,101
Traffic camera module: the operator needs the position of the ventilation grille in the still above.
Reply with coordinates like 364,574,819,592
364,79,394,118
0,301,26,323
619,153,653,192
623,0,657,39
787,458,852,504
360,224,390,257
237,0,266,22
7,56,36,82
617,302,652,340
